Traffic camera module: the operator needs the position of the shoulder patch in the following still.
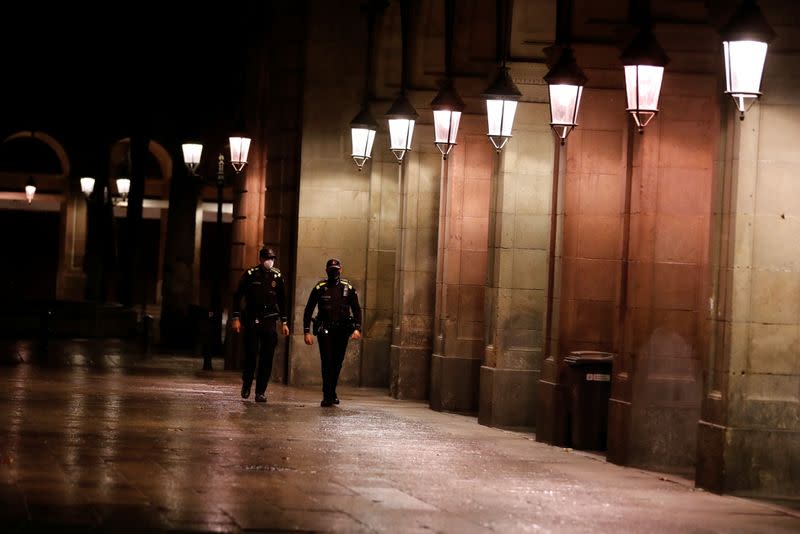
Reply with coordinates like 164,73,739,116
247,268,256,275
314,279,328,290
340,279,354,289
270,267,281,277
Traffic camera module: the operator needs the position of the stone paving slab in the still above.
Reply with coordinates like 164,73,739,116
1,354,798,533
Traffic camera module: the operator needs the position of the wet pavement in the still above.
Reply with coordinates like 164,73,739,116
1,345,799,533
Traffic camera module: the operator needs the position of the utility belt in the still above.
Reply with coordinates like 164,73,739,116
312,316,355,336
245,309,279,325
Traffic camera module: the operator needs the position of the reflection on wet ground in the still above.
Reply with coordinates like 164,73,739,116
1,340,798,532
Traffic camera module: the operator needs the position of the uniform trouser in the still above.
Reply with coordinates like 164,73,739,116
317,328,350,400
242,321,278,395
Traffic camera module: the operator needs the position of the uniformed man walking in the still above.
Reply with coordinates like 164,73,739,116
231,247,290,403
303,259,362,407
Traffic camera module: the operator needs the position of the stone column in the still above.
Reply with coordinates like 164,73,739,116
537,87,629,446
160,164,201,349
57,181,88,301
362,135,398,387
698,35,800,496
429,117,493,413
479,99,554,429
608,73,717,472
289,0,370,386
390,124,440,399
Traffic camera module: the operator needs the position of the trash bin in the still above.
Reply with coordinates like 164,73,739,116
564,351,614,450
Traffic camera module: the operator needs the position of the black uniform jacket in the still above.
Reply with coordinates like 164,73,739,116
232,265,287,323
302,278,362,334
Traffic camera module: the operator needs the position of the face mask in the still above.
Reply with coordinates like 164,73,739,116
326,268,340,280
263,259,274,269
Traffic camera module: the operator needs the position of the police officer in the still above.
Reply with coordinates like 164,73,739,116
303,258,362,407
231,247,290,403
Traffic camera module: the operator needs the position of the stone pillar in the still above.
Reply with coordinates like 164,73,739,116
362,137,398,387
160,164,201,349
479,100,554,429
538,87,629,446
259,1,306,381
429,118,493,413
57,182,88,301
390,124,440,399
697,22,800,495
289,0,370,387
607,72,717,472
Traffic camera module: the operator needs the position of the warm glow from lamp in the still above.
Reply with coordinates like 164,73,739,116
182,143,203,174
116,177,131,199
624,64,665,130
229,136,251,173
25,177,36,204
544,46,587,145
80,177,95,198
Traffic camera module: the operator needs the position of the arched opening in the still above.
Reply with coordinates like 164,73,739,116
0,132,71,302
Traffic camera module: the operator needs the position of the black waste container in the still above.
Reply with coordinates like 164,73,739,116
564,351,614,450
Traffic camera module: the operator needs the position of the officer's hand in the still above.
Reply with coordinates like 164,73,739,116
231,318,241,334
351,329,361,340
304,333,314,346
281,323,290,336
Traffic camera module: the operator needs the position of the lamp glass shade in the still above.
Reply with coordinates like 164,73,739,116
388,118,415,161
116,177,131,197
182,143,203,173
351,127,377,169
80,177,95,198
624,65,664,129
229,136,251,172
433,110,461,155
548,84,584,144
25,184,35,204
486,99,518,150
724,40,768,113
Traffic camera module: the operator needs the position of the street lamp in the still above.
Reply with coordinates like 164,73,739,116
545,47,587,145
350,107,378,170
181,137,251,370
25,176,36,204
386,0,417,164
720,0,775,119
432,80,464,159
482,66,521,151
432,0,463,159
80,177,96,198
620,23,669,133
116,177,130,201
482,0,521,152
385,93,417,163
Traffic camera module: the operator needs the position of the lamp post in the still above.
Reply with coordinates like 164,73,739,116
720,0,775,120
182,137,251,370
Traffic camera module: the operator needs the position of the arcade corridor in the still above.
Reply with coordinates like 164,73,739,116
1,347,797,533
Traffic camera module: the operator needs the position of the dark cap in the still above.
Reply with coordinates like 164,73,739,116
259,247,276,260
325,258,341,270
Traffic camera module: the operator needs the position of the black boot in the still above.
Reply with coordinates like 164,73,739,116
255,393,267,403
241,382,252,399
